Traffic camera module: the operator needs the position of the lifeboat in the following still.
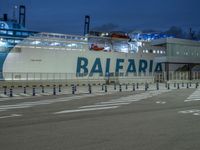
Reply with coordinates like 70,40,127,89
90,44,104,51
111,33,130,39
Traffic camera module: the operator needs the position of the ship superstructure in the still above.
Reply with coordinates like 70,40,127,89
0,5,200,82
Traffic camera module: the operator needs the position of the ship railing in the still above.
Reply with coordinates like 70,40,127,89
33,32,88,42
0,28,37,38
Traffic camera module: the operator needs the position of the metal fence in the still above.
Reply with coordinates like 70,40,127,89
0,71,200,83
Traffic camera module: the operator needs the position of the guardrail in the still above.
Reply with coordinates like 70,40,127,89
0,71,199,86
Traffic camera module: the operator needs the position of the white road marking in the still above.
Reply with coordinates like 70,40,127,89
193,113,200,116
79,102,130,109
156,101,166,104
54,106,119,114
185,88,200,102
0,114,22,119
0,93,108,111
178,109,200,116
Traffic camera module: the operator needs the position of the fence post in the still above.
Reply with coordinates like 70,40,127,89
136,83,139,89
53,85,56,95
32,87,35,96
119,84,122,92
105,85,107,93
145,83,147,91
133,83,135,91
102,84,104,91
4,86,7,95
88,84,91,94
177,83,180,89
72,84,75,94
59,85,61,92
24,87,27,94
42,86,44,93
10,88,13,97
156,82,159,90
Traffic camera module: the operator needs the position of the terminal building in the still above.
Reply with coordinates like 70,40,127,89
152,38,200,81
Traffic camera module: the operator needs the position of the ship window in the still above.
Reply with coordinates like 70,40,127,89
153,50,156,53
146,50,148,53
157,50,160,54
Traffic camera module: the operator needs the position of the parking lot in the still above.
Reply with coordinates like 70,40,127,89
0,83,200,150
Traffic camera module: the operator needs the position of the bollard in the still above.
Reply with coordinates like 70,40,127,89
126,84,128,90
187,83,189,88
105,85,107,92
72,85,75,94
136,83,139,89
102,84,104,91
174,83,176,88
177,83,180,89
24,87,27,94
9,88,13,97
32,87,35,96
114,84,116,90
156,82,159,90
196,83,198,88
190,82,192,87
145,83,147,91
53,85,56,95
59,85,61,92
133,83,135,91
42,86,44,93
4,86,7,95
182,82,184,87
119,84,122,92
88,84,92,94
167,83,170,90
74,85,77,92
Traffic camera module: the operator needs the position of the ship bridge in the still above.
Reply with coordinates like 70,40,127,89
152,38,200,80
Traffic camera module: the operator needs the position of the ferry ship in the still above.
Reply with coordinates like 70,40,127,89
0,6,200,82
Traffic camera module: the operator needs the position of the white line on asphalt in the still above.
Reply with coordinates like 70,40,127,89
179,109,200,114
79,102,130,109
99,100,139,104
185,99,200,102
54,106,119,114
0,114,22,119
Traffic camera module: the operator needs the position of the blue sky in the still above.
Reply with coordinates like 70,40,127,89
0,0,200,35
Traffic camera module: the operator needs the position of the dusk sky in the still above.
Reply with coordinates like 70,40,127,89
0,0,200,35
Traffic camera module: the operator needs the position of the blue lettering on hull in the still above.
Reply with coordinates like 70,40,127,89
76,57,162,76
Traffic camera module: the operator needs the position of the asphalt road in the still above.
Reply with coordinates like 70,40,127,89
0,87,200,150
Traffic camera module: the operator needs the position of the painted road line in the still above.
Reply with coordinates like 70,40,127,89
99,100,139,104
79,102,130,109
0,93,114,111
156,101,166,104
0,114,22,119
185,99,200,102
54,106,119,114
178,109,200,114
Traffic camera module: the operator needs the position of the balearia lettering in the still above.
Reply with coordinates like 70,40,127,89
76,57,162,76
